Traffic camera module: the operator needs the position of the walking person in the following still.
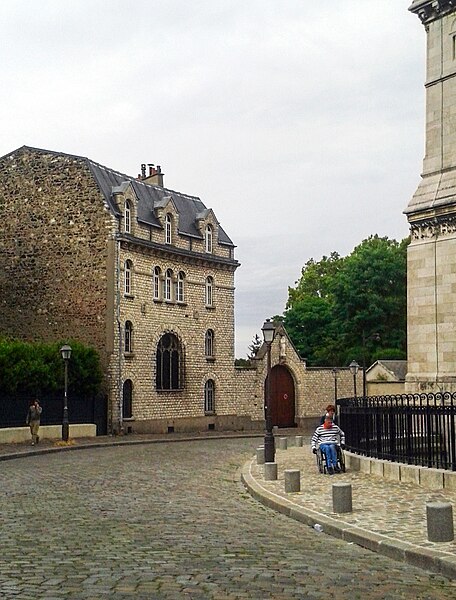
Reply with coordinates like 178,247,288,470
26,399,42,445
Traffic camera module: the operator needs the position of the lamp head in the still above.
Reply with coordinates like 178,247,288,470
349,360,359,376
261,319,275,344
60,344,72,361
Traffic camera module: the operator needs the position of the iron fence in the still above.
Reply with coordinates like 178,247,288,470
337,393,456,471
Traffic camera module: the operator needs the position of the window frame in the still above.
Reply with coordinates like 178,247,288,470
205,329,214,358
124,260,133,296
165,213,172,245
124,320,133,353
165,269,173,302
176,271,185,303
156,332,182,391
205,276,214,307
122,379,133,419
153,266,161,301
124,200,131,234
204,379,215,414
205,224,213,253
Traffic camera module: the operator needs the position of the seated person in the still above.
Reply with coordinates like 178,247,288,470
320,404,337,425
311,416,345,475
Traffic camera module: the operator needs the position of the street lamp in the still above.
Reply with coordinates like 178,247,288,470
332,368,338,404
349,360,359,399
262,319,276,463
362,331,380,398
60,344,72,442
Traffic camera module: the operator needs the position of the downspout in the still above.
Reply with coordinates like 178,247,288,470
115,230,124,434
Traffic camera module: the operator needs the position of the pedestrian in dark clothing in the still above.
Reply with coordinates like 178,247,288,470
26,399,42,445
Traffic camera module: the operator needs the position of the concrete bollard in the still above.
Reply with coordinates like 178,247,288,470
427,502,454,542
256,446,265,465
278,437,288,450
295,435,303,447
264,462,278,481
284,469,300,493
332,483,352,514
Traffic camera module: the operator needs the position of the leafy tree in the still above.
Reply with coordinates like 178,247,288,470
283,236,408,367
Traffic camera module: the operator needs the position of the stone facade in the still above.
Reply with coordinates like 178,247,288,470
405,2,456,392
0,146,359,434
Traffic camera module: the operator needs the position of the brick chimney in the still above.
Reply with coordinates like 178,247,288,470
137,163,164,187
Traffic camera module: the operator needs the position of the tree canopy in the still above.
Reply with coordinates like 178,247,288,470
282,235,408,367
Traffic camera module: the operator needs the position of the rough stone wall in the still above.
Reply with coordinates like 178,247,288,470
0,147,115,358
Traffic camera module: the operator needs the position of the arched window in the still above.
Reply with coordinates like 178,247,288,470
176,271,185,303
153,266,161,300
165,269,173,301
124,260,133,295
122,379,133,419
205,276,214,307
125,320,133,353
156,332,181,390
204,379,215,414
205,329,214,358
165,214,172,244
124,200,131,234
205,224,213,253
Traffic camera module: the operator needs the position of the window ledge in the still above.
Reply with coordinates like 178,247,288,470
123,417,135,422
124,294,135,300
205,356,216,362
176,301,187,307
205,411,216,416
124,352,135,359
205,305,216,310
156,388,184,393
153,298,163,304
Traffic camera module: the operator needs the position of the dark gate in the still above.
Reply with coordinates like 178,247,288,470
269,365,295,428
0,391,108,435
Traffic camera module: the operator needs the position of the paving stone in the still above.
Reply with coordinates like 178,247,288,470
0,435,455,598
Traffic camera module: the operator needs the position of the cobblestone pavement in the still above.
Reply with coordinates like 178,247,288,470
1,438,456,599
248,439,456,555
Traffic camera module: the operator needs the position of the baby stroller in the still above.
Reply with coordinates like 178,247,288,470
316,444,346,474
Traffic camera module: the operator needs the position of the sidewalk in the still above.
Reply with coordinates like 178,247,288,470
241,435,456,579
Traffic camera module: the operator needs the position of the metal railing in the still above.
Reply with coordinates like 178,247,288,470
337,393,456,471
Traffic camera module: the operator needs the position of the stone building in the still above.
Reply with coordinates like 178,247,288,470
406,1,456,393
0,146,241,433
0,146,360,434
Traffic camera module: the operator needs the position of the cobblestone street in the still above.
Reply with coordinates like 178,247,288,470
1,438,456,599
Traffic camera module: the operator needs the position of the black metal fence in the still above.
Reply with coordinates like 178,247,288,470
0,391,108,435
337,393,456,471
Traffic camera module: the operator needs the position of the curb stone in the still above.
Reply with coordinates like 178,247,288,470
241,457,456,580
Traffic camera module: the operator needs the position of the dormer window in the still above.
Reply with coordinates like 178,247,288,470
205,224,213,253
124,200,131,234
165,214,172,244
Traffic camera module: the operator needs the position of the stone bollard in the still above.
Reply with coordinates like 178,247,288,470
256,446,265,465
284,469,301,493
332,483,352,514
295,435,303,447
278,437,288,450
264,462,278,481
426,502,454,542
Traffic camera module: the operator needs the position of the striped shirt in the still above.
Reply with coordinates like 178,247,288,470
311,424,345,449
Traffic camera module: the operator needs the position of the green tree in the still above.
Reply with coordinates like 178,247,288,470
283,236,408,366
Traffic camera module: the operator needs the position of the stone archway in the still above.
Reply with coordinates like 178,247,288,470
268,365,295,428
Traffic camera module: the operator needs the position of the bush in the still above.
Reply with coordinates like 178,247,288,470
0,338,102,397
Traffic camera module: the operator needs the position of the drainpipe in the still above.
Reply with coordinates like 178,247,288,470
115,230,124,435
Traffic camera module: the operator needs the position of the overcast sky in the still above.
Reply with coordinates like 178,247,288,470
1,1,425,357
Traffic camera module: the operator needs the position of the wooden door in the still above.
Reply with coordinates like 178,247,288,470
269,365,295,427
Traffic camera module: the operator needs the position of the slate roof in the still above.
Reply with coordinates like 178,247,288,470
367,360,407,382
4,146,234,247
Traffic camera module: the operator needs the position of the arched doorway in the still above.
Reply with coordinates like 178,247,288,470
268,365,295,428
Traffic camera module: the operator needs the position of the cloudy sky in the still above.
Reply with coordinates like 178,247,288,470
1,0,425,357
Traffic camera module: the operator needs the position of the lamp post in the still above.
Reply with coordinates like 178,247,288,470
332,368,338,404
362,331,380,398
262,319,276,463
60,344,72,442
349,360,359,399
